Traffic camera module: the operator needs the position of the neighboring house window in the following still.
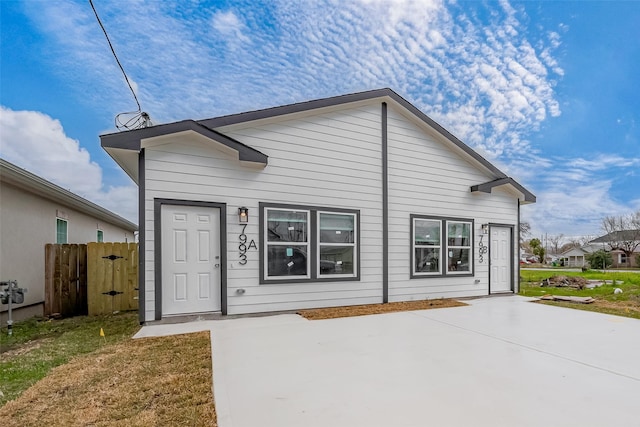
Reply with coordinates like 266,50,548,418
619,253,627,265
56,218,68,244
97,229,104,242
261,204,359,283
411,215,473,277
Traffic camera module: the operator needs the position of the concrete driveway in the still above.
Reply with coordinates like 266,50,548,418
135,296,640,427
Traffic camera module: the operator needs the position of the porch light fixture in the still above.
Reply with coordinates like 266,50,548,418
238,207,249,224
481,224,489,234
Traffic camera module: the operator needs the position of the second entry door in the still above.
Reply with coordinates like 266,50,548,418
490,226,512,293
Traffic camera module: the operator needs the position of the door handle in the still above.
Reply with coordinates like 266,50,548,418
214,264,220,268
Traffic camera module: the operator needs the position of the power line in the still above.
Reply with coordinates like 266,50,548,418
89,0,150,130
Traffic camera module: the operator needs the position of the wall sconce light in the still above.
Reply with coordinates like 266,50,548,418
238,207,249,224
481,224,489,234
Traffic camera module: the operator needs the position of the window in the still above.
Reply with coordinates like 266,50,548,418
413,218,441,275
446,221,472,273
97,229,104,242
56,218,68,244
318,212,357,277
411,215,473,277
265,208,310,279
619,253,627,265
261,204,359,283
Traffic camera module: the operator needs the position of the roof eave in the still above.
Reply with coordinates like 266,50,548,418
0,159,137,231
470,177,536,204
100,120,268,176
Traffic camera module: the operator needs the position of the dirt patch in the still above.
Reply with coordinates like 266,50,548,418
590,299,640,315
0,331,216,426
298,299,467,320
0,338,54,358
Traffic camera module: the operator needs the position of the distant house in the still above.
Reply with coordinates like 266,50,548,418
560,247,590,267
101,88,535,323
0,158,137,324
589,230,640,268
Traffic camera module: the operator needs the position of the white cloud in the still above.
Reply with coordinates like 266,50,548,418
0,106,137,223
211,10,250,45
16,0,578,235
517,152,640,236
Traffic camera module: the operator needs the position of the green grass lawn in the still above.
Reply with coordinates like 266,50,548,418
0,312,139,406
520,270,640,319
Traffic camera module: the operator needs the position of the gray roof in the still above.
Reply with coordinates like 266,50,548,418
0,158,137,231
101,88,535,203
590,230,640,243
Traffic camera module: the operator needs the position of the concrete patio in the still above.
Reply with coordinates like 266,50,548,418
134,296,640,427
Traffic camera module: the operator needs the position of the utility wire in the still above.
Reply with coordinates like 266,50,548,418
89,0,150,130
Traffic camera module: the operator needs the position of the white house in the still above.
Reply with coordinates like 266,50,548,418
560,247,591,267
0,158,137,323
101,89,535,323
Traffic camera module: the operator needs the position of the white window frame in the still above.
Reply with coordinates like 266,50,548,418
412,217,442,276
56,218,68,244
317,211,358,279
97,229,104,243
263,207,310,281
445,220,473,274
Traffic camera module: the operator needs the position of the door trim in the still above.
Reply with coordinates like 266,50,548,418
154,199,227,319
488,223,515,294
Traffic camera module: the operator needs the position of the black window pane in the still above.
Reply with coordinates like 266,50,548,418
448,248,470,272
267,246,308,276
319,213,354,243
319,246,354,275
267,210,307,242
415,220,440,245
447,222,470,246
415,247,440,273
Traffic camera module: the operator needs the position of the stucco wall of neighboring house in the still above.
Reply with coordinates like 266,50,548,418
0,181,135,324
143,102,384,319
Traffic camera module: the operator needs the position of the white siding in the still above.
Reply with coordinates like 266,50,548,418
143,104,384,319
142,100,523,320
386,106,518,301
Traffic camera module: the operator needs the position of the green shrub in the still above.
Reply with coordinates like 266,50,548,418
585,250,612,269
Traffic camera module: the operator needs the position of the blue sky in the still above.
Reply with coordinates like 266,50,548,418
1,0,638,242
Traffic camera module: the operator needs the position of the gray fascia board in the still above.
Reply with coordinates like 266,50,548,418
199,88,506,178
199,88,394,128
471,177,536,203
100,120,268,165
0,158,137,231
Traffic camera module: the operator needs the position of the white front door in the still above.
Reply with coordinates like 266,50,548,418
490,226,512,293
161,204,221,315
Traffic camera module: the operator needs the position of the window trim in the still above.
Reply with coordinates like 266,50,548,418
412,217,442,277
260,202,360,284
410,214,474,279
317,210,358,279
97,229,104,243
445,219,473,275
264,207,311,280
56,217,68,244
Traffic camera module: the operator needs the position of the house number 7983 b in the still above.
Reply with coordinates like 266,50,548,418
238,224,257,265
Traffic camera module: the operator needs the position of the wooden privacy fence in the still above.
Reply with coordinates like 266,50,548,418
45,244,88,317
87,242,138,316
45,243,138,317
